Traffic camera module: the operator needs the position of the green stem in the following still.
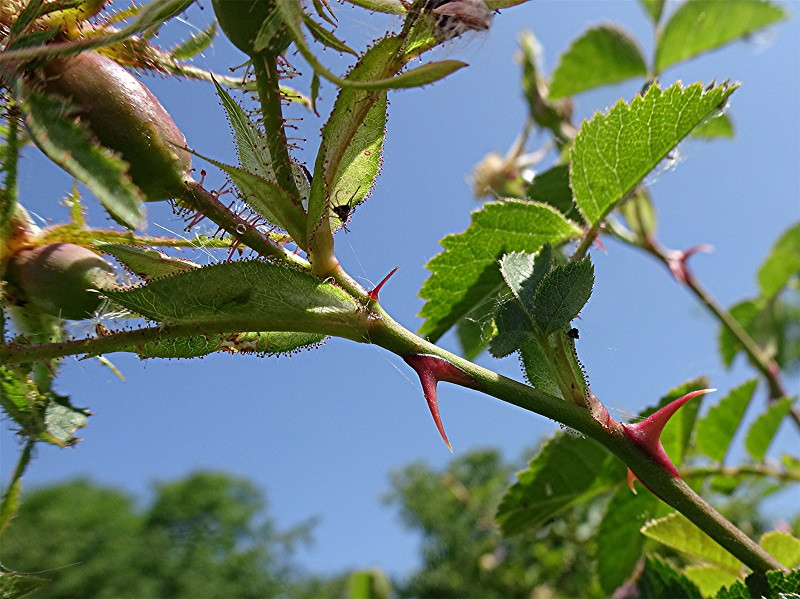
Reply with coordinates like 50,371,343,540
641,237,800,430
364,305,787,576
38,227,290,249
681,463,800,483
251,54,302,200
180,179,308,269
0,438,35,535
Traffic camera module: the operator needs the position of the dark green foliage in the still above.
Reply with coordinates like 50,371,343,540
0,473,315,598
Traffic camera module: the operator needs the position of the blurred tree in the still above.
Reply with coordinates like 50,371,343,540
0,472,317,598
385,449,603,598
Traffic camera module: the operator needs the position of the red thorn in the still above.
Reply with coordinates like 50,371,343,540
627,468,639,494
622,389,715,477
403,354,480,451
666,243,713,284
368,266,399,302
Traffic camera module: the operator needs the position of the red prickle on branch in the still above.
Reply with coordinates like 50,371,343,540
403,354,480,451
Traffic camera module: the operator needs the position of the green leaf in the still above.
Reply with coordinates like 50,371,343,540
759,531,800,569
301,13,357,56
639,0,665,23
346,569,392,599
641,512,743,573
694,379,757,463
17,86,143,229
170,20,217,59
489,300,532,358
618,187,658,239
530,259,594,336
0,571,49,599
766,569,800,595
715,579,751,599
596,486,659,594
213,78,276,182
496,433,622,535
691,113,735,139
526,164,582,223
97,243,199,280
500,245,553,310
418,201,582,341
192,151,307,248
456,295,498,360
42,394,89,447
328,94,387,231
519,337,562,398
744,396,796,462
276,0,465,90
570,81,738,226
656,0,788,72
758,222,800,298
718,300,760,367
549,25,647,99
683,565,740,597
0,366,36,430
132,331,326,359
637,556,704,599
107,260,362,336
307,36,401,236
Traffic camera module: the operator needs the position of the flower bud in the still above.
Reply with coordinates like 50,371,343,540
212,0,283,56
37,51,191,202
5,243,116,320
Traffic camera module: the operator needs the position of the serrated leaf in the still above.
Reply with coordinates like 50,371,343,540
41,394,89,447
531,259,594,336
656,0,788,72
9,0,44,36
692,113,735,139
638,377,709,469
719,300,760,367
526,164,582,223
637,556,704,599
519,337,562,398
639,0,665,23
641,512,743,573
549,25,647,99
684,565,739,597
132,331,325,358
570,81,738,226
715,579,751,599
107,260,362,336
307,36,401,236
212,77,275,181
418,201,582,341
758,222,800,298
98,243,198,280
596,487,659,594
496,433,622,535
759,531,800,569
695,379,757,463
744,396,796,461
17,86,143,229
0,366,38,432
328,94,387,230
193,151,307,247
499,245,553,310
489,300,532,357
766,569,800,595
0,571,49,599
170,20,217,59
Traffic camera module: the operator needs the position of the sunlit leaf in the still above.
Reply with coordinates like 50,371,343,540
549,25,647,99
656,0,787,72
744,396,796,461
641,512,742,573
758,222,800,298
759,530,800,569
570,81,738,226
694,379,757,463
418,201,582,341
638,556,703,599
170,20,217,59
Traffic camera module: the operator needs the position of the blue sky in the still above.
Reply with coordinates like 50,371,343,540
2,0,798,579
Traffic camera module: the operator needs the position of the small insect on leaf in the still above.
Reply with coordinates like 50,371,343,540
331,186,361,231
567,327,579,339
